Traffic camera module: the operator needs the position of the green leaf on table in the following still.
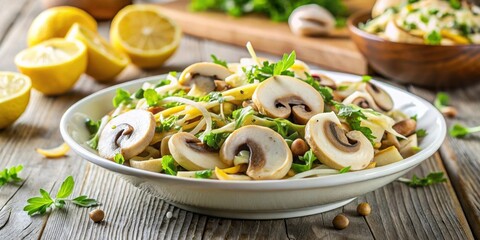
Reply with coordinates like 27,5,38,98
449,123,480,138
397,172,447,187
56,176,74,199
72,195,99,207
434,92,450,110
0,165,23,187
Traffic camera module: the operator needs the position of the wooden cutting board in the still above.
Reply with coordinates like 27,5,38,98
156,0,368,75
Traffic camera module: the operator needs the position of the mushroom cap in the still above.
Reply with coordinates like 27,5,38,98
364,82,394,112
220,125,292,180
288,4,335,36
342,91,383,112
252,75,324,124
305,112,374,170
168,132,230,171
178,62,232,96
98,109,156,160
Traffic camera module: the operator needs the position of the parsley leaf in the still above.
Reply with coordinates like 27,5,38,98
244,52,296,83
112,89,132,107
161,155,177,176
154,79,171,88
24,176,99,216
449,123,480,138
203,132,230,150
292,150,317,173
449,0,461,9
211,54,228,68
114,153,125,165
195,169,213,179
0,165,23,187
85,118,100,136
198,92,224,103
144,89,161,106
339,166,351,173
134,88,145,99
416,129,427,138
232,106,255,129
336,104,376,144
304,73,334,104
155,115,178,133
425,30,442,45
274,51,296,75
361,75,372,83
434,92,450,110
397,172,447,187
410,114,418,121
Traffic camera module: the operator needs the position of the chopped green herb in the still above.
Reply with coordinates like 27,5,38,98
336,104,376,144
144,89,160,106
195,169,213,179
134,88,145,99
361,75,372,83
112,88,132,107
0,165,23,187
412,146,422,152
292,150,317,173
114,153,125,165
449,0,461,9
161,155,177,176
198,92,225,103
232,106,255,129
449,123,480,138
410,114,418,121
434,92,450,110
211,54,228,68
337,85,349,91
416,129,427,137
154,79,171,88
156,115,178,133
339,166,351,173
203,132,230,150
244,51,296,83
397,172,447,187
23,176,99,216
85,118,100,136
304,73,334,104
425,30,442,45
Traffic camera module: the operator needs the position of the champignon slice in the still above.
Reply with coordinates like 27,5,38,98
288,4,335,36
305,112,374,170
168,132,230,171
342,91,383,112
98,110,156,160
364,82,394,111
178,62,232,96
252,75,324,124
312,74,336,89
220,125,292,180
384,20,424,44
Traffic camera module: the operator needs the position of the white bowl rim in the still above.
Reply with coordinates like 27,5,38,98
60,70,446,191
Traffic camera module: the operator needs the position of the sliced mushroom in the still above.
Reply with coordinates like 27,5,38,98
374,146,404,167
288,4,335,36
178,62,232,96
130,158,163,173
312,74,336,89
384,20,424,44
220,125,292,180
98,110,155,160
252,75,324,124
381,132,400,149
305,112,374,170
392,119,416,137
342,91,383,112
160,135,172,156
364,82,394,112
372,0,405,17
399,134,418,158
168,132,230,171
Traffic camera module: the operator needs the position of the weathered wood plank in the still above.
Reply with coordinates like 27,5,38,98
409,84,480,239
0,0,31,47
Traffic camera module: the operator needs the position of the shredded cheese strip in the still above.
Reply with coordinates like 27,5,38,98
160,97,213,138
246,42,261,66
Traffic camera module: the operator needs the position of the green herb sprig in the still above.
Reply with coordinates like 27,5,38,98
0,165,23,187
24,176,99,216
449,123,480,138
336,104,376,144
211,54,228,68
161,155,177,176
292,150,317,173
397,172,447,187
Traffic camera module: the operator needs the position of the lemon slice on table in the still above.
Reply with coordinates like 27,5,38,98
66,23,129,82
0,72,31,129
27,6,97,46
110,5,181,69
15,38,87,95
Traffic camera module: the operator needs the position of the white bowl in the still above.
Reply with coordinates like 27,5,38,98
60,70,446,219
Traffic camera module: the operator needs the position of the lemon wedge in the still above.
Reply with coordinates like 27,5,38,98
66,23,129,81
0,72,31,129
15,38,87,95
36,143,70,158
110,5,181,68
27,6,97,47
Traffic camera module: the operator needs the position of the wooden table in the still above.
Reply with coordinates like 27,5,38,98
1,1,479,239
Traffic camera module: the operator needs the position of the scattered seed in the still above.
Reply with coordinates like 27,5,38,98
89,209,105,223
357,202,371,216
290,138,309,156
166,211,173,219
332,213,349,230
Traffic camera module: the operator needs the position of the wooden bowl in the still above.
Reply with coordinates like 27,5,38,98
347,12,480,88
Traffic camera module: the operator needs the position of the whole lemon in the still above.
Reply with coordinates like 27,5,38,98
27,6,97,46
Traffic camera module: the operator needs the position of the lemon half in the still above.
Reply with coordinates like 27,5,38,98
15,38,87,95
0,72,31,129
27,6,97,46
110,5,181,69
66,23,129,81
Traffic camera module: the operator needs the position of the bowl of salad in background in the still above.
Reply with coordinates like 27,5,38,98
347,0,480,88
